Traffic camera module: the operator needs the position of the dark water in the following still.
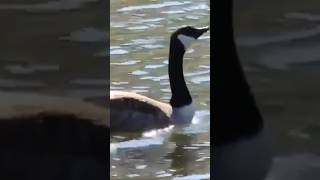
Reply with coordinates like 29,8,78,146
0,0,107,105
234,1,320,179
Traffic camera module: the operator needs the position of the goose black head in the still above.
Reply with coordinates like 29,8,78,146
171,26,209,50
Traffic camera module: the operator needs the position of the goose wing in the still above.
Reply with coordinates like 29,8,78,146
0,91,107,127
110,90,172,132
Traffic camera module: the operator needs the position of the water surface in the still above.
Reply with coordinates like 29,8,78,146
0,0,107,105
234,1,320,179
110,0,210,179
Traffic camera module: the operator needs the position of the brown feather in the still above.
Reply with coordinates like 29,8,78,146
0,91,107,127
110,91,172,132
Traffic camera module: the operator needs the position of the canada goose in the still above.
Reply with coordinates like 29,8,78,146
0,91,107,179
212,0,272,180
110,26,209,132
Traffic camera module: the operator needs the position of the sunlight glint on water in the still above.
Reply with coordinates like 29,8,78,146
110,0,210,179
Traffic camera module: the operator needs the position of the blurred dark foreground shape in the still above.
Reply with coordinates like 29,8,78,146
0,92,108,180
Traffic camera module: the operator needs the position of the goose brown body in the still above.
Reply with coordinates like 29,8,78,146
0,91,108,179
0,91,107,127
110,90,172,132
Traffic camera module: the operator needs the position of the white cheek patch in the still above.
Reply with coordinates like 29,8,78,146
177,34,196,50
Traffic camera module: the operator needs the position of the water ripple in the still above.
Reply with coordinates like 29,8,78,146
4,64,59,74
0,78,46,88
172,173,210,180
117,1,191,12
60,27,106,42
0,0,97,12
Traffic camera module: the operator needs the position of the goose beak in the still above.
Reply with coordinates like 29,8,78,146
195,26,209,39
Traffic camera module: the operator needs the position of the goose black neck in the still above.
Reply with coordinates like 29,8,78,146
213,0,263,145
168,39,192,108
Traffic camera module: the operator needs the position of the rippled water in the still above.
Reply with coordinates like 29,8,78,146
2,0,320,179
110,0,210,179
0,0,107,106
234,0,320,179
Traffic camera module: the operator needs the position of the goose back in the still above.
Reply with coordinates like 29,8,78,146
110,91,172,132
